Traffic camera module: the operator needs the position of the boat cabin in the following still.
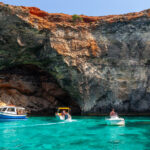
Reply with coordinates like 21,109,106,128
0,106,26,115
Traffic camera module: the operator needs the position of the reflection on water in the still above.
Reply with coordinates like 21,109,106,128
0,116,150,150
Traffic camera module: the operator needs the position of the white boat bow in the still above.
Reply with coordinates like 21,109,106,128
105,115,125,126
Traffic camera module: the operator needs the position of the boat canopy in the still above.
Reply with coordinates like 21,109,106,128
57,107,70,110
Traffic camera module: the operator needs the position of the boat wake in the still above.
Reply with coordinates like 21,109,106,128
64,119,77,122
0,120,77,129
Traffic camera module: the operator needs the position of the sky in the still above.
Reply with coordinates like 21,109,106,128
0,0,150,16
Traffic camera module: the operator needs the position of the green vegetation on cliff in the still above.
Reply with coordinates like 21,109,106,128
72,14,83,22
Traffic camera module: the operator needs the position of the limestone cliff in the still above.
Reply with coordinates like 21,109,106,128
0,3,150,114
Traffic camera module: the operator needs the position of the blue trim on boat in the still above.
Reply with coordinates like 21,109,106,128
0,114,27,119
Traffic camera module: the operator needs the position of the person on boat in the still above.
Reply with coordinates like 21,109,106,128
17,109,20,115
64,111,71,120
110,108,117,117
61,110,66,117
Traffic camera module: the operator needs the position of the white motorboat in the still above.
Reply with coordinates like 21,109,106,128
55,107,72,121
105,115,125,126
0,105,27,120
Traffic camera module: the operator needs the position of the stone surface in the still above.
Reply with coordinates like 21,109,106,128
0,65,80,115
0,3,150,114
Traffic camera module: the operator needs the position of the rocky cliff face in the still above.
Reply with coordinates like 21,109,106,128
0,3,150,114
0,65,80,114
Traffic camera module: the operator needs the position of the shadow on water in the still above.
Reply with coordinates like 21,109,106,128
126,121,150,127
86,118,150,132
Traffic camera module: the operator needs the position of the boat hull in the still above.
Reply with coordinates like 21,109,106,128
106,117,125,126
56,115,64,120
56,115,72,121
0,113,27,119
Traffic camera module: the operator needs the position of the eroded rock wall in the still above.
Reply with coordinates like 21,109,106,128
48,18,150,113
0,3,150,114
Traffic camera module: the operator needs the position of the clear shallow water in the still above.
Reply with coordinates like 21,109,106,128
0,116,150,150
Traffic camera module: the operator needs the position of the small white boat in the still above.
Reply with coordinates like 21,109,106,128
0,105,27,120
55,107,72,121
105,115,125,126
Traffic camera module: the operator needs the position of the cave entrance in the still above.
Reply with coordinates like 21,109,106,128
0,64,81,115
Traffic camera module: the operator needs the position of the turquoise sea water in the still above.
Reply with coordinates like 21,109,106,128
0,116,150,150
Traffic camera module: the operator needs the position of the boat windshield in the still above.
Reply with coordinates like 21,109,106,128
1,107,7,111
0,107,7,112
7,107,15,112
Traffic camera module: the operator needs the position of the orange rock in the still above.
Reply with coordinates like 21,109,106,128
1,2,149,30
